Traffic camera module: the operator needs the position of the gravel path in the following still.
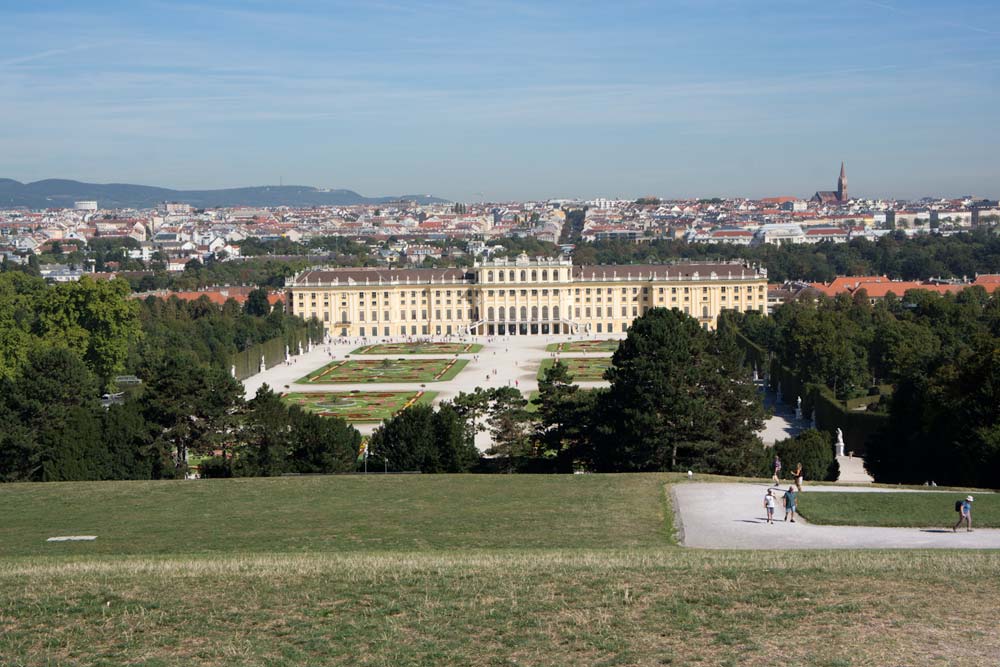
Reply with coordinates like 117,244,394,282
673,483,999,549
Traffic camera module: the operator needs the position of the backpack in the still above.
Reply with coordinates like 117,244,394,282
955,500,963,513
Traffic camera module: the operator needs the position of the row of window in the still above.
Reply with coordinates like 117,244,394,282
297,283,764,302
484,269,563,283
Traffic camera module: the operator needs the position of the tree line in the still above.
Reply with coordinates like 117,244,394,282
730,287,1000,487
0,274,358,482
574,230,1000,282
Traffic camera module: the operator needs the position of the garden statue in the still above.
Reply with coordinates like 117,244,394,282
795,396,803,420
835,428,845,457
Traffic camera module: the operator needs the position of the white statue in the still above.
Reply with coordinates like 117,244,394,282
260,354,266,372
752,365,759,382
231,364,237,379
835,428,845,457
795,396,803,420
285,345,290,361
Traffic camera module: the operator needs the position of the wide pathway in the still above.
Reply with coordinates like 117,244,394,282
673,482,999,549
242,334,617,445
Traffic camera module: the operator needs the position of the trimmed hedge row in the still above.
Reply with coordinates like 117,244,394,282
804,383,886,458
231,320,326,380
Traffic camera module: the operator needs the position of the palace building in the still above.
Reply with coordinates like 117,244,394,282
286,256,768,338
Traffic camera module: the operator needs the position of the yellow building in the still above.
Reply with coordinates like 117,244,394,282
286,256,767,337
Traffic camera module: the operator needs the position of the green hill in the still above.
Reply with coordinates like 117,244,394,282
1,474,998,666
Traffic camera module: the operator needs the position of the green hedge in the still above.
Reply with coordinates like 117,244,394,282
768,359,805,408
230,320,325,380
734,331,769,374
804,383,887,458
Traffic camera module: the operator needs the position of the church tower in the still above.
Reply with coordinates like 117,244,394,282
837,162,848,202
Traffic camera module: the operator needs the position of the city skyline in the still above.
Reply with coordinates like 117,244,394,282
2,1,999,201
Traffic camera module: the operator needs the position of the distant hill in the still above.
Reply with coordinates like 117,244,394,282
0,179,449,209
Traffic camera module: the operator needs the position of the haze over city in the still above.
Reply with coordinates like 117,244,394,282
2,0,999,201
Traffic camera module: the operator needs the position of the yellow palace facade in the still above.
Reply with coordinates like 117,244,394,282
286,256,768,338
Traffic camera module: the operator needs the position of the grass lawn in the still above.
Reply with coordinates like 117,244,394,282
2,476,1000,665
0,475,671,558
545,339,619,353
298,357,468,384
538,356,611,381
350,342,483,355
799,491,1000,528
282,390,437,422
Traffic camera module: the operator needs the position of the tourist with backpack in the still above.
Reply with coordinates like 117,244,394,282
954,496,974,532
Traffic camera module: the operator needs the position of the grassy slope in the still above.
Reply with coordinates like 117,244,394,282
799,491,1000,528
0,474,671,558
3,476,1000,666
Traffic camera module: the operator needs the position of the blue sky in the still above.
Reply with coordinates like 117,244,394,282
1,0,998,201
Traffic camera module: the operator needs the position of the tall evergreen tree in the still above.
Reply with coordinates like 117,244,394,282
595,308,765,473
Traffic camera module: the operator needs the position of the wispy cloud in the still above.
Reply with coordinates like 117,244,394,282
0,44,100,69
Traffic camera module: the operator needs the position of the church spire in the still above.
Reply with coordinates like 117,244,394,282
837,161,848,202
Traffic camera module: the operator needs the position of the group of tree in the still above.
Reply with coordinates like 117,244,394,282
370,308,768,476
131,288,312,371
0,273,142,385
575,230,1000,282
0,274,355,482
0,346,360,482
731,286,1000,487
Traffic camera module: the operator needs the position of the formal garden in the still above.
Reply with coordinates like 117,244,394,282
282,391,436,422
545,339,619,353
298,358,468,384
536,356,611,381
350,342,483,355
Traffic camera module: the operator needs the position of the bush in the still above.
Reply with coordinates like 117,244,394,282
773,430,839,482
199,456,232,478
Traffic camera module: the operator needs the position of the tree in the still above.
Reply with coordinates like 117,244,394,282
33,277,142,387
141,353,243,477
0,346,106,481
595,308,765,473
533,361,595,470
772,430,839,482
102,401,155,480
235,385,291,477
286,406,361,474
486,387,531,471
244,287,272,317
368,402,478,473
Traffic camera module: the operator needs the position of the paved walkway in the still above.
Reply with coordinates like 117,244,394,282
673,483,999,549
836,455,874,483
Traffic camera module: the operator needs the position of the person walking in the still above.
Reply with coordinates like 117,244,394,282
793,462,804,492
763,489,776,525
783,486,797,522
954,495,974,532
772,455,782,484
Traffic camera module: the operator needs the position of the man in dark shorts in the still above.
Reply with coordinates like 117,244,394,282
783,486,797,522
